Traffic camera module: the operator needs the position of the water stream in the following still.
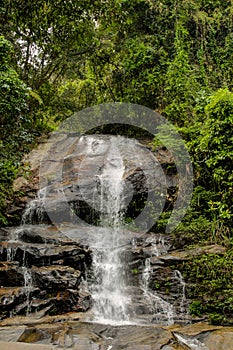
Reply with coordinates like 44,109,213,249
174,269,187,314
88,137,130,323
141,257,174,325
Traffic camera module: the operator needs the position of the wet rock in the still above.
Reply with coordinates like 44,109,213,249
0,224,92,319
158,244,227,263
0,342,55,350
16,226,60,245
8,225,83,246
1,134,225,327
0,317,232,349
17,327,52,343
124,167,148,194
15,135,177,228
0,262,24,287
0,227,11,241
76,291,91,312
9,132,178,224
0,288,90,320
0,326,26,342
0,223,191,323
44,289,83,315
0,311,85,326
4,241,90,269
191,244,227,255
31,265,81,291
204,329,233,350
0,287,39,318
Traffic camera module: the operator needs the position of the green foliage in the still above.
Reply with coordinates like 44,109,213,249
131,268,139,275
172,215,213,246
0,37,34,225
164,21,200,124
0,36,13,67
209,313,228,326
186,88,233,233
0,158,18,224
154,282,161,290
0,36,29,138
0,0,98,87
189,301,203,317
181,252,233,324
201,89,233,191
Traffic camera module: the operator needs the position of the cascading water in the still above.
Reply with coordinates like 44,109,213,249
2,134,190,326
79,135,189,325
174,269,187,314
6,228,20,262
22,266,33,314
141,258,174,326
5,188,47,315
21,187,46,225
89,137,131,323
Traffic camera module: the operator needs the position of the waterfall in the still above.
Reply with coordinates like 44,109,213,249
6,226,34,315
21,266,33,314
21,187,46,225
174,269,187,314
2,134,190,325
5,188,47,315
6,227,20,262
141,257,174,325
89,137,130,324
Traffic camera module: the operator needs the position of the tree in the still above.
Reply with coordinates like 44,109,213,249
0,0,100,89
0,36,28,138
188,88,233,230
0,36,29,224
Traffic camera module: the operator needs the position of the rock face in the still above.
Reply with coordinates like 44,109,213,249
9,133,178,226
20,134,173,230
0,225,91,319
0,223,189,323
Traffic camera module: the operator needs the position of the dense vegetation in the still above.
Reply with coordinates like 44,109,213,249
0,0,232,324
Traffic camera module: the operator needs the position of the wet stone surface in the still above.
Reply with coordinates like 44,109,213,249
0,223,198,325
0,316,232,349
0,225,92,319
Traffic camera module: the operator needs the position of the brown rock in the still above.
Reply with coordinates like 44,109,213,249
13,177,30,191
204,329,233,350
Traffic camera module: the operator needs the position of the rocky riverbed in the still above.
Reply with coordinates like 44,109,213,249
0,313,233,349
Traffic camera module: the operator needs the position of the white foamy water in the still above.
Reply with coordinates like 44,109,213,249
89,136,130,323
174,333,209,349
141,257,174,326
21,187,46,225
174,269,187,314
